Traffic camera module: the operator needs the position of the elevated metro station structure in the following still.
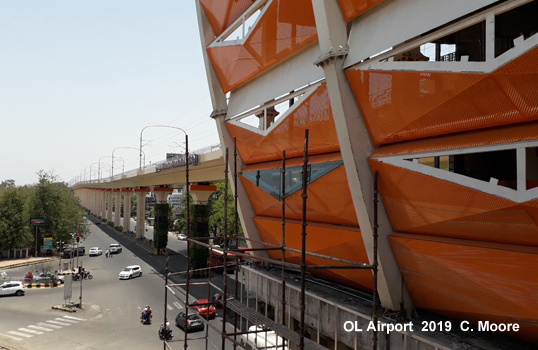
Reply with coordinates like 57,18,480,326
196,0,538,347
73,148,224,239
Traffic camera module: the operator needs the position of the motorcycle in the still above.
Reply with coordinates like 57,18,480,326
158,324,173,340
140,311,152,325
73,271,93,281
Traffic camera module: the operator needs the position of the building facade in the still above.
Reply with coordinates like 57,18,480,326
196,0,538,346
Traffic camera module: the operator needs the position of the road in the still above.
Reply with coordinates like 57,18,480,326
0,221,242,350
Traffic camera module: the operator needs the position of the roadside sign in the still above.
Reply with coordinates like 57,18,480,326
29,218,45,225
44,237,53,250
64,274,72,301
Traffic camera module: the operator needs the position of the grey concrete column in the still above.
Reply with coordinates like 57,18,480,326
123,192,132,233
106,190,113,223
135,191,147,239
114,191,121,228
100,191,106,218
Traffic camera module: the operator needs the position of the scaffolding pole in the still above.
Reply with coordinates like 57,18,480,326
170,129,380,350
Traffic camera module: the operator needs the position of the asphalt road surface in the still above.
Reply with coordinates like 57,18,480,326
0,221,241,350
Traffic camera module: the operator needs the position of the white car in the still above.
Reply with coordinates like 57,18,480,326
0,281,25,296
178,234,187,240
109,244,122,254
119,265,142,280
33,273,65,284
89,247,103,256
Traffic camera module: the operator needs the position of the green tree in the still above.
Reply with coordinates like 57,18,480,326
0,187,33,249
29,170,88,248
208,182,243,246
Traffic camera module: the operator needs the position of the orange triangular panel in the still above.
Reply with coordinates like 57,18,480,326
200,0,256,37
226,84,339,164
336,0,386,22
254,216,372,290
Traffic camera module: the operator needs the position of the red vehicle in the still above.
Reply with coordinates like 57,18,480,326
190,299,216,319
207,249,237,273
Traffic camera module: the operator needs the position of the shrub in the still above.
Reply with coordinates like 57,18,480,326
115,226,123,232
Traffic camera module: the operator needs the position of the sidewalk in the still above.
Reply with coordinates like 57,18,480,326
0,257,57,270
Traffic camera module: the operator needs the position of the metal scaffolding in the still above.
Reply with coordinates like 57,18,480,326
164,130,379,349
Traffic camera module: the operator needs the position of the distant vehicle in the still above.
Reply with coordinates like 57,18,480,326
77,246,85,256
109,244,122,254
89,247,103,256
175,312,204,332
119,265,142,280
34,273,65,284
207,249,237,273
190,299,216,319
0,281,25,297
62,249,73,259
94,220,101,225
178,234,187,240
240,325,288,350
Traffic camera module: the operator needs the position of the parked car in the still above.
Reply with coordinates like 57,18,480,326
178,234,187,240
89,247,103,256
119,265,142,280
34,273,65,284
190,299,216,319
175,312,204,332
0,281,25,296
110,244,122,254
62,249,74,259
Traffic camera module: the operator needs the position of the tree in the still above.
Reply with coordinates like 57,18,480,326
208,182,243,246
0,187,33,250
29,170,88,248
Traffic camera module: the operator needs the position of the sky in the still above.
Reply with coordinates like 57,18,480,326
0,1,219,186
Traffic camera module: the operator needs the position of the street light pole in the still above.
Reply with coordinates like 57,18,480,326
112,147,144,177
139,125,187,170
89,163,99,182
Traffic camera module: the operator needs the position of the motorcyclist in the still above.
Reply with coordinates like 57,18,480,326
142,305,152,322
159,319,172,339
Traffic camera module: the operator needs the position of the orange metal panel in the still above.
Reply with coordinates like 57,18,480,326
226,84,339,164
371,121,538,158
369,160,538,246
200,0,255,38
239,164,359,226
336,0,386,22
254,216,373,291
207,0,317,93
389,234,538,343
346,46,538,145
242,152,342,172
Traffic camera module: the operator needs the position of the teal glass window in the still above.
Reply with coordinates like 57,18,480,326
241,161,343,200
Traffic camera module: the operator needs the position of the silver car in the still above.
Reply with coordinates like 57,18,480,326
109,244,122,254
0,281,25,296
89,247,103,256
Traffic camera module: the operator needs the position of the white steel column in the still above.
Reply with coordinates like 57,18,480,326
311,0,412,312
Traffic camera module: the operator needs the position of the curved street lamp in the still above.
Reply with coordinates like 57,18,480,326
138,125,189,343
89,163,99,182
112,147,145,177
139,125,187,171
98,156,112,181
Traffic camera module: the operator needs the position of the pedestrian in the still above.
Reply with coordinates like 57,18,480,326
105,249,109,258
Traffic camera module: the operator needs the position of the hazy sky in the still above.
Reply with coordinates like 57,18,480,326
0,1,218,186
